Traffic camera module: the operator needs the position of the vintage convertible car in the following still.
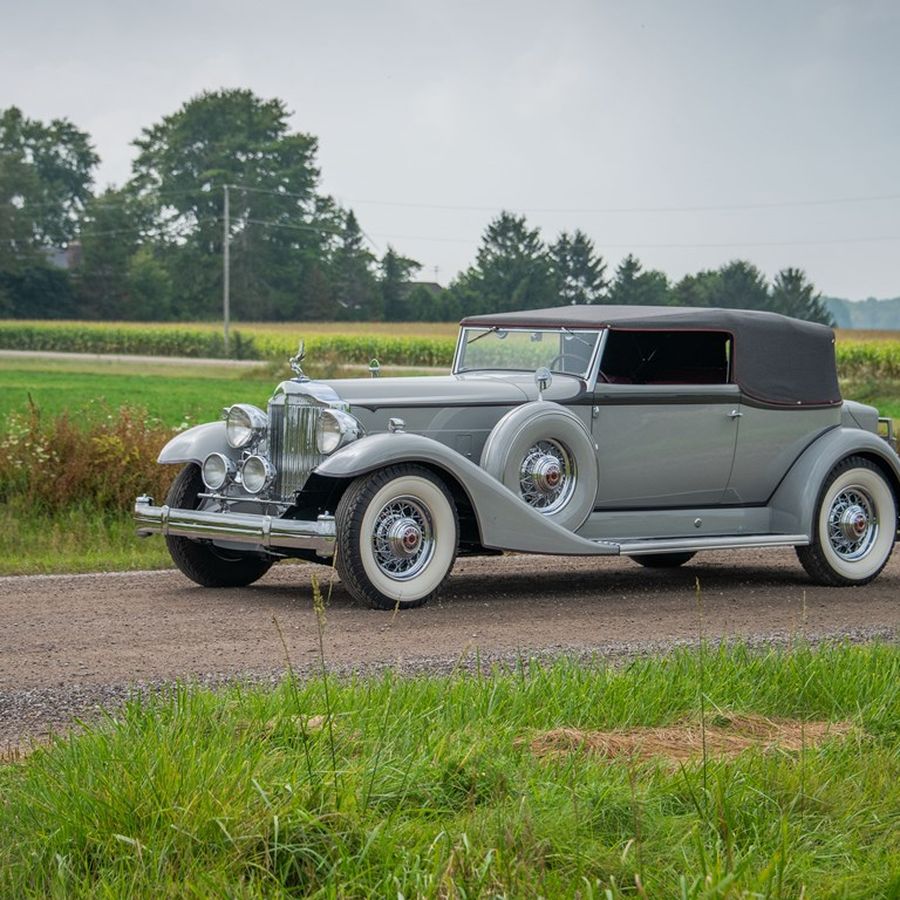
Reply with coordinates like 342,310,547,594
135,305,900,609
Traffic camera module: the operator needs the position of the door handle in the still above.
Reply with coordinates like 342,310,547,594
729,409,743,418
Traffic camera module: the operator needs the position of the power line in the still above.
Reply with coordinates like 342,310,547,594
365,231,900,249
347,191,900,215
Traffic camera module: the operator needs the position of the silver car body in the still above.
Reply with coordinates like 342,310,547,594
136,306,900,566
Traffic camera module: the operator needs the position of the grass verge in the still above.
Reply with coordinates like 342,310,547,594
0,642,897,896
0,506,172,575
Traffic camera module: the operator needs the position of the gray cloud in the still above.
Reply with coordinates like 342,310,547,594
3,0,899,297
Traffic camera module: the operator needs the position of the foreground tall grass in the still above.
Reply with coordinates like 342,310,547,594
1,642,896,896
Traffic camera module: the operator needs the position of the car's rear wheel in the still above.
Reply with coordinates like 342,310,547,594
165,464,274,588
335,465,458,609
796,456,896,586
629,552,696,569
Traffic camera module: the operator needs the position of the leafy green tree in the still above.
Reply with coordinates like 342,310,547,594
672,269,719,308
75,188,152,318
0,106,98,254
380,245,422,320
548,229,607,304
130,89,337,319
452,212,555,315
126,247,173,320
0,107,97,318
769,267,834,325
608,254,671,306
0,264,76,318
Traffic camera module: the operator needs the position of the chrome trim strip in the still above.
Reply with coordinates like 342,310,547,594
616,533,809,555
134,495,335,556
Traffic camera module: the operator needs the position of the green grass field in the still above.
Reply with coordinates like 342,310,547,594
0,360,273,427
1,642,896,896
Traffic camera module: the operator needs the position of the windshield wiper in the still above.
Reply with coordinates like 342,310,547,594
561,327,593,349
465,326,498,345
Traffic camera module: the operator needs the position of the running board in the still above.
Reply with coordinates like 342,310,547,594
614,534,809,556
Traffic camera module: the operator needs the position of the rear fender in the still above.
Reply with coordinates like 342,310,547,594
158,421,236,465
315,433,617,556
770,427,900,537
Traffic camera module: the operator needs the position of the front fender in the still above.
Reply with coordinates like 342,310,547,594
315,433,617,556
158,421,235,465
770,427,900,536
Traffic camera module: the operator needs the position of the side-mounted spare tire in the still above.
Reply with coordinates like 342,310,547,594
480,401,598,531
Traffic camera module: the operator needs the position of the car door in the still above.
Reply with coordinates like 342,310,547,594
590,329,740,509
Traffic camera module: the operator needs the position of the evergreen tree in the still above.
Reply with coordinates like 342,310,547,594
379,245,421,320
608,254,670,306
770,267,834,325
330,210,379,319
712,260,770,310
549,229,608,304
452,211,555,315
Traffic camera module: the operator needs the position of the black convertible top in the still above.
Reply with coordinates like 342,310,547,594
459,305,840,407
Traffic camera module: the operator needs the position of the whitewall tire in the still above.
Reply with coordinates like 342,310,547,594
335,465,459,609
796,457,896,586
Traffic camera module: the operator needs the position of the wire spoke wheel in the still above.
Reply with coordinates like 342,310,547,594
371,496,436,581
826,486,878,561
518,438,577,515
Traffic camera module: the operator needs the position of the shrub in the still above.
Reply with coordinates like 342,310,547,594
0,403,174,514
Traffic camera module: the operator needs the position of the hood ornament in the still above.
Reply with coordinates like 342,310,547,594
289,340,310,382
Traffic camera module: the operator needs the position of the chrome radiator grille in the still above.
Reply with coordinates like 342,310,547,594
268,398,324,499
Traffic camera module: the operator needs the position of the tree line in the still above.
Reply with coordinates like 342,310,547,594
0,90,832,325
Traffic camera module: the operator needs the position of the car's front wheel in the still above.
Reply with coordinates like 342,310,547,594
796,456,896,586
165,464,274,588
335,464,459,609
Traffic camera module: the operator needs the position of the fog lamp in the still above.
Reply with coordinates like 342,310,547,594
201,452,234,490
241,454,275,494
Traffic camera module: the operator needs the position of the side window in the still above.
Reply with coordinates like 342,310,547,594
600,331,731,385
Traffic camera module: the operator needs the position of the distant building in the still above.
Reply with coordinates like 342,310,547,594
41,242,81,270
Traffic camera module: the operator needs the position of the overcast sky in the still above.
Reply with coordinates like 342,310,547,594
4,0,899,298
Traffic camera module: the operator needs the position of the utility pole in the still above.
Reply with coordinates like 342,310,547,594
223,184,230,355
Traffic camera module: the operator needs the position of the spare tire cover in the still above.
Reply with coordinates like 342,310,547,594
480,401,598,531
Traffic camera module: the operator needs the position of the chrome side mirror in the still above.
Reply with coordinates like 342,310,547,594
534,366,552,401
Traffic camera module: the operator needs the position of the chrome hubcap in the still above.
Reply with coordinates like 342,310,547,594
519,439,576,514
372,496,435,580
827,487,878,561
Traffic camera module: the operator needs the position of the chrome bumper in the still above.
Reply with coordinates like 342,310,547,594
134,495,336,556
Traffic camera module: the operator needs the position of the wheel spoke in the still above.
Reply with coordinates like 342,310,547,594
370,495,435,581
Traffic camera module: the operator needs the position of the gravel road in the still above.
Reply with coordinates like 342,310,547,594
1,549,897,744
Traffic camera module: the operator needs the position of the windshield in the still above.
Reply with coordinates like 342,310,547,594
455,327,602,378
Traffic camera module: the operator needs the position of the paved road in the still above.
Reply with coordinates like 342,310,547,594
1,550,896,742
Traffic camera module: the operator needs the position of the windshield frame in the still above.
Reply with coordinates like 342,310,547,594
452,326,607,381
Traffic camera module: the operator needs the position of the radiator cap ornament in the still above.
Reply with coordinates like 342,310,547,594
289,340,310,382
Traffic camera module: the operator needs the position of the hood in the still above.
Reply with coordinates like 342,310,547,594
319,373,532,410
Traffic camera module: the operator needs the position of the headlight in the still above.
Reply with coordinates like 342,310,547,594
201,452,235,490
224,403,267,449
316,408,360,454
241,454,275,494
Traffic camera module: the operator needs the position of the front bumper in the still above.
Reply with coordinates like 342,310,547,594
134,495,336,556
